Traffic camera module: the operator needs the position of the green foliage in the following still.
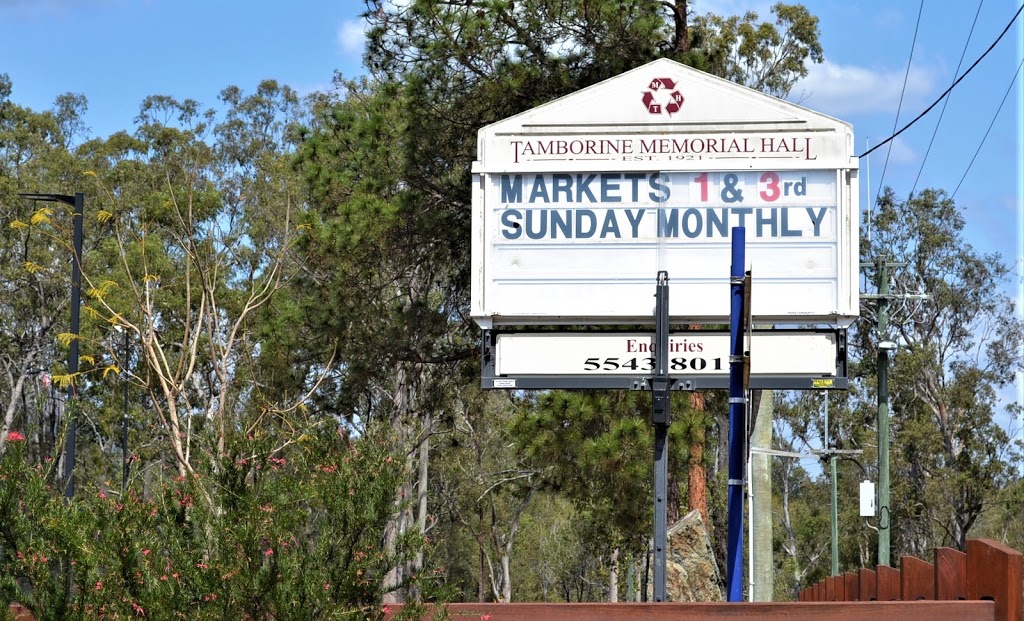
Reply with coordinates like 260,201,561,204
683,3,823,97
510,390,711,559
0,426,429,619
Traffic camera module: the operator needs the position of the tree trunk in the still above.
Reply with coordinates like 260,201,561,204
672,0,690,53
382,362,415,603
500,552,512,602
414,410,431,572
479,541,487,602
609,547,619,602
0,366,31,456
687,392,708,525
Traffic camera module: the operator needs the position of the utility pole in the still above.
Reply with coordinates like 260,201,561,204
875,256,891,566
750,390,774,600
861,255,924,566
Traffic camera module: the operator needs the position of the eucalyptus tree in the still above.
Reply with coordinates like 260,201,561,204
58,82,313,482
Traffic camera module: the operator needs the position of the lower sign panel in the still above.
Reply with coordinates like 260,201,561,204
482,329,846,390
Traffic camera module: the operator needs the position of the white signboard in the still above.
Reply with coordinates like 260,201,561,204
472,59,858,328
494,332,839,378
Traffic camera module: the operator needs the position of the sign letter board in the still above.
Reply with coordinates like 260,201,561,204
471,59,858,329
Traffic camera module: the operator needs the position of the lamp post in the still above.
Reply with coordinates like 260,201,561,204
19,192,84,501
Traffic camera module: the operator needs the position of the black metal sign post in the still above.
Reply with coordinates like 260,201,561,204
652,271,670,602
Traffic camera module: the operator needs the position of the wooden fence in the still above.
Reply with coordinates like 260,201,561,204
385,540,1021,621
798,538,1021,621
8,539,1022,620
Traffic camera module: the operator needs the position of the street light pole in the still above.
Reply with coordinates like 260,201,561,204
825,392,839,576
19,192,84,501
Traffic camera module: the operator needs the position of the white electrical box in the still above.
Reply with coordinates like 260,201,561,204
859,480,876,517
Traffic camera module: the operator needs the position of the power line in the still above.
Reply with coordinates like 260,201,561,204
951,56,1024,200
873,0,925,206
910,0,985,197
859,3,1024,160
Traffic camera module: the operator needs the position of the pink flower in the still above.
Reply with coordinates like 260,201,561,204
6,431,25,442
481,614,493,621
95,580,103,591
382,605,392,615
142,549,150,556
264,548,274,557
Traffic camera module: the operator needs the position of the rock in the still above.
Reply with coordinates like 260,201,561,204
650,509,724,601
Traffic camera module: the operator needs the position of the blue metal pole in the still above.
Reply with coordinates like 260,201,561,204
726,227,746,601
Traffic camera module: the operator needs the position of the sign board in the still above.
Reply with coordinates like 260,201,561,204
471,59,858,328
481,329,848,391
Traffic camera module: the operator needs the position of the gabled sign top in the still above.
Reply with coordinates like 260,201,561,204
480,58,851,134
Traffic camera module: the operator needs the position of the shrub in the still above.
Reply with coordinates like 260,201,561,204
0,425,431,620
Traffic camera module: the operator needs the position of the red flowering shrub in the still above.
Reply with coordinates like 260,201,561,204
0,426,443,620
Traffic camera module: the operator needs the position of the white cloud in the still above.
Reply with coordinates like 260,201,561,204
876,136,918,166
790,58,938,117
338,19,366,55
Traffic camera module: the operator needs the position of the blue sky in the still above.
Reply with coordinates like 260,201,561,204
2,0,1022,412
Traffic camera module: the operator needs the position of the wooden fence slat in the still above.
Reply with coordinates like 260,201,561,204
858,568,877,601
844,572,858,601
834,574,846,601
816,581,824,602
825,576,836,601
900,556,935,600
935,547,967,600
967,538,1023,621
876,565,900,601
